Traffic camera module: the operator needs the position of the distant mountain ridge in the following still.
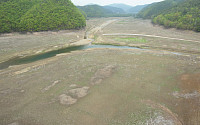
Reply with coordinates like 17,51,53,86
108,3,133,12
77,3,149,17
128,4,149,14
77,5,131,17
77,5,113,17
103,6,125,14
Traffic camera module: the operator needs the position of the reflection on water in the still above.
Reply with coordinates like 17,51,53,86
0,45,87,70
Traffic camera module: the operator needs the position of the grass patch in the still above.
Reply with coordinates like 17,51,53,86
116,20,129,24
116,37,148,43
108,106,159,125
173,86,180,92
93,34,98,41
92,42,146,49
92,42,122,46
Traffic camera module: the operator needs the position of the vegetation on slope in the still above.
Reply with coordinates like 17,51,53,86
0,0,39,33
137,0,200,32
0,0,86,33
77,5,113,17
153,0,200,31
137,0,184,19
103,6,125,14
108,3,133,12
128,4,148,14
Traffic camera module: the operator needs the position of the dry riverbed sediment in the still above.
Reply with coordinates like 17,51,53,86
0,17,200,125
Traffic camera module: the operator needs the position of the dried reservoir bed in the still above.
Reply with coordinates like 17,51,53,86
0,17,200,125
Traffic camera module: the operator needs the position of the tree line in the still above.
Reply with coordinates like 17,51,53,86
137,0,200,32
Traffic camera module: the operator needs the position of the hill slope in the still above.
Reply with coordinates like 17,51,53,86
77,5,113,17
0,0,39,33
78,5,130,17
108,3,132,12
103,6,125,14
0,0,86,33
128,4,148,14
137,0,184,19
153,0,200,31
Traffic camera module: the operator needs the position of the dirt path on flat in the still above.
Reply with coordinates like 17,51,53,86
88,19,118,38
103,33,200,43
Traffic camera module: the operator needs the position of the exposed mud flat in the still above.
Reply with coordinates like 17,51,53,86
0,30,85,62
0,17,200,125
42,80,60,92
174,73,200,125
0,47,199,125
180,73,200,93
99,18,200,55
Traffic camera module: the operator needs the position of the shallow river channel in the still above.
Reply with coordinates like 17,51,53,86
0,44,182,70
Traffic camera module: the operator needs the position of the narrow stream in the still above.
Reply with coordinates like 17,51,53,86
0,44,181,70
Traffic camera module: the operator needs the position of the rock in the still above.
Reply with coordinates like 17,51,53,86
20,90,25,93
172,91,200,99
59,94,77,105
14,67,31,75
146,114,175,125
69,86,90,98
43,80,60,92
69,84,77,88
90,65,116,85
8,122,19,125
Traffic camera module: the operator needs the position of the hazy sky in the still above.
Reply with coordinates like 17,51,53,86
71,0,164,6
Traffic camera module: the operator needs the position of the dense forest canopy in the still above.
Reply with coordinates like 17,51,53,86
153,0,200,32
0,0,86,33
137,0,200,32
137,0,185,19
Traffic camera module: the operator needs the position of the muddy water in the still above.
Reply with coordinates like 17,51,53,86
0,45,87,70
0,44,183,70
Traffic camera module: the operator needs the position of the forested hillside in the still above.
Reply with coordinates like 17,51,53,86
108,3,132,12
137,0,184,19
137,0,199,32
78,5,131,17
0,0,86,33
153,0,200,31
77,5,113,17
103,6,125,14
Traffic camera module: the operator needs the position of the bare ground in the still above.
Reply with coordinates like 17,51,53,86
94,17,200,55
0,30,85,62
0,17,200,125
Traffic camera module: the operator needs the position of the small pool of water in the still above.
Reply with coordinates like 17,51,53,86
0,45,87,70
